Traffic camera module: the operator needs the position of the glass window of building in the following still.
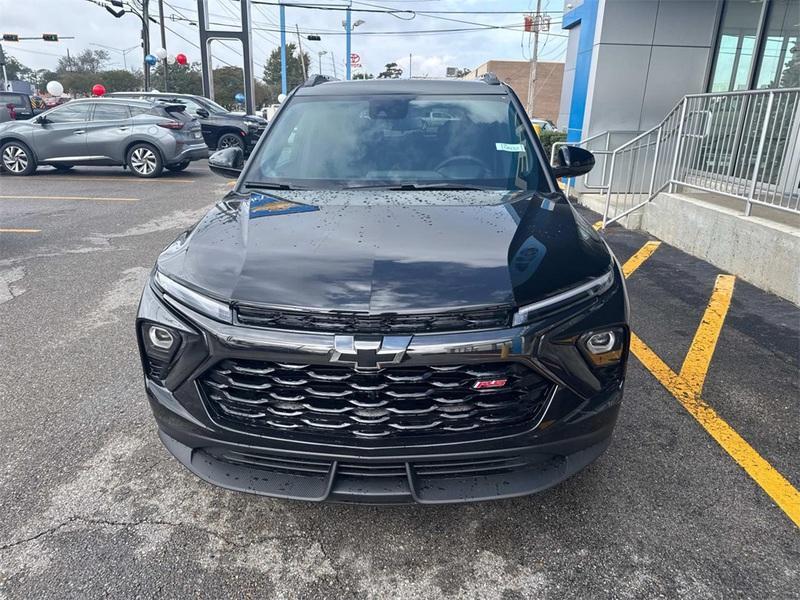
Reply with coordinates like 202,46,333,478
709,0,764,92
755,0,800,88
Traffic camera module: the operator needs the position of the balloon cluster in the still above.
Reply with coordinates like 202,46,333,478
92,84,106,96
148,49,189,66
234,93,246,104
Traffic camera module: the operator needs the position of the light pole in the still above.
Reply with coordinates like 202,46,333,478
342,15,365,81
89,43,140,72
318,51,328,76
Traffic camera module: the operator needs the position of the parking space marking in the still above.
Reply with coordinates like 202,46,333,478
621,240,661,277
593,221,603,231
0,195,138,203
621,242,800,528
34,177,195,184
0,228,41,233
680,275,736,395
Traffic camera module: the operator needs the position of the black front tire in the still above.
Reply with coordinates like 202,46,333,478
126,143,164,178
0,141,37,176
165,161,190,172
216,133,244,151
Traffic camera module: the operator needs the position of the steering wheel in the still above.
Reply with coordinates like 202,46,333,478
434,155,490,177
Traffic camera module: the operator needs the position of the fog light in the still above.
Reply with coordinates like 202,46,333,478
148,325,175,350
586,331,616,354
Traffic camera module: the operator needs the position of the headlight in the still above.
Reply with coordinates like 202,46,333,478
512,269,614,326
154,271,232,323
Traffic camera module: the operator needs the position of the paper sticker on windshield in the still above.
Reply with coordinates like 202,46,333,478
249,192,319,218
495,143,525,152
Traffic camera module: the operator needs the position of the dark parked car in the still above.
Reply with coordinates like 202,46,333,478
0,97,207,177
109,92,267,153
137,75,628,503
0,91,42,121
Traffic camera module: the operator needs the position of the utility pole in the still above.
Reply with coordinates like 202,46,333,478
279,1,287,95
0,45,9,91
331,52,337,78
525,0,542,117
142,0,151,90
409,53,412,79
295,25,307,80
318,51,327,76
158,0,168,91
345,4,351,80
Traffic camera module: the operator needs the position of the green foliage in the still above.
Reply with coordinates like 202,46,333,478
151,62,202,95
2,56,34,81
262,43,311,105
378,62,403,79
212,66,269,108
57,49,109,74
538,130,566,160
352,72,375,80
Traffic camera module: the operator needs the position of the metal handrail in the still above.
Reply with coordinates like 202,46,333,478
599,87,800,227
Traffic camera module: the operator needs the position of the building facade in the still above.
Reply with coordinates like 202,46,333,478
559,0,799,142
468,59,565,123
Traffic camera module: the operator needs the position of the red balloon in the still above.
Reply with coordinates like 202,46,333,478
176,53,188,65
92,84,106,96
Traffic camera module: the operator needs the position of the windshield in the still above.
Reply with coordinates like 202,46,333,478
244,94,549,191
196,96,229,114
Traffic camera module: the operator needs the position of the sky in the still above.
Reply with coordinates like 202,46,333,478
2,0,569,79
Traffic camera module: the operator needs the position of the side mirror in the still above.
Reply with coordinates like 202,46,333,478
196,108,210,118
209,147,244,179
552,146,595,178
35,114,50,124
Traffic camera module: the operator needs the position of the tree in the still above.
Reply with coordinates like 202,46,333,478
262,43,311,104
353,72,374,80
57,49,110,74
779,43,798,88
2,56,34,82
100,69,143,93
211,66,269,108
151,62,202,94
454,68,471,78
377,62,403,79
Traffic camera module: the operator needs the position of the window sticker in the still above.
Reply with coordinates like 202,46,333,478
249,192,319,218
495,142,525,152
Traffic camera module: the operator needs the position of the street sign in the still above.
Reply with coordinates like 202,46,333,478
350,53,362,68
524,13,551,33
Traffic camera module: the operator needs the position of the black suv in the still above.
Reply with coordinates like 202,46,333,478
136,75,629,504
0,91,43,121
109,92,267,153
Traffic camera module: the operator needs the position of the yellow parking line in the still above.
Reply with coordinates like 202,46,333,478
680,275,736,395
0,228,41,233
631,333,800,527
593,220,603,231
621,240,661,277
621,241,800,528
0,195,138,203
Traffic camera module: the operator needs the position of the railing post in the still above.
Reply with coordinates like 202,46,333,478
746,91,774,216
602,152,616,227
668,99,688,193
648,126,662,199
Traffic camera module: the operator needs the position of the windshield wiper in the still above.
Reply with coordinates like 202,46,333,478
244,181,304,191
343,182,492,191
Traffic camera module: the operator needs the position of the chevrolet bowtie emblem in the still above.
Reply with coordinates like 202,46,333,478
331,335,412,371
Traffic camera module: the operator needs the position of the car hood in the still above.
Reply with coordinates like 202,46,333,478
156,189,612,313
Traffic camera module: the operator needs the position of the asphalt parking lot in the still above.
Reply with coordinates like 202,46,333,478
0,164,798,599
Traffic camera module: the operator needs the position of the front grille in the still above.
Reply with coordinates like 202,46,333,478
235,305,513,333
208,448,532,478
199,359,551,440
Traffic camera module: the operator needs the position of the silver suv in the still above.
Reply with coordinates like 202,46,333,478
0,98,208,178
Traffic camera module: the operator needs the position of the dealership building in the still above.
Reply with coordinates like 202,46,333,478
557,0,798,141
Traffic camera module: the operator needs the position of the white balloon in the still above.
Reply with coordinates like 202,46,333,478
154,47,168,60
278,93,287,103
167,54,177,64
46,81,64,96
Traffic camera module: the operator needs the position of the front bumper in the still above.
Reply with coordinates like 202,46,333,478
137,269,628,504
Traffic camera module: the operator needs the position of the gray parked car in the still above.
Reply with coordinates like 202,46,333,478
0,98,208,178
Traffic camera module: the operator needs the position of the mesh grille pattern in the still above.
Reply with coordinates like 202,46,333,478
200,359,551,440
235,305,513,333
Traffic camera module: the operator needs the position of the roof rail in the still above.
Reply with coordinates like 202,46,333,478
480,72,501,85
303,74,338,88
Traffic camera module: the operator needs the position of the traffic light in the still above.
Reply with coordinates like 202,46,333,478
307,35,321,41
42,33,59,42
2,34,19,42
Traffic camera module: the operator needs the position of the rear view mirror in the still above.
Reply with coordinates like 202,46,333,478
552,146,595,178
196,108,210,118
209,147,244,179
